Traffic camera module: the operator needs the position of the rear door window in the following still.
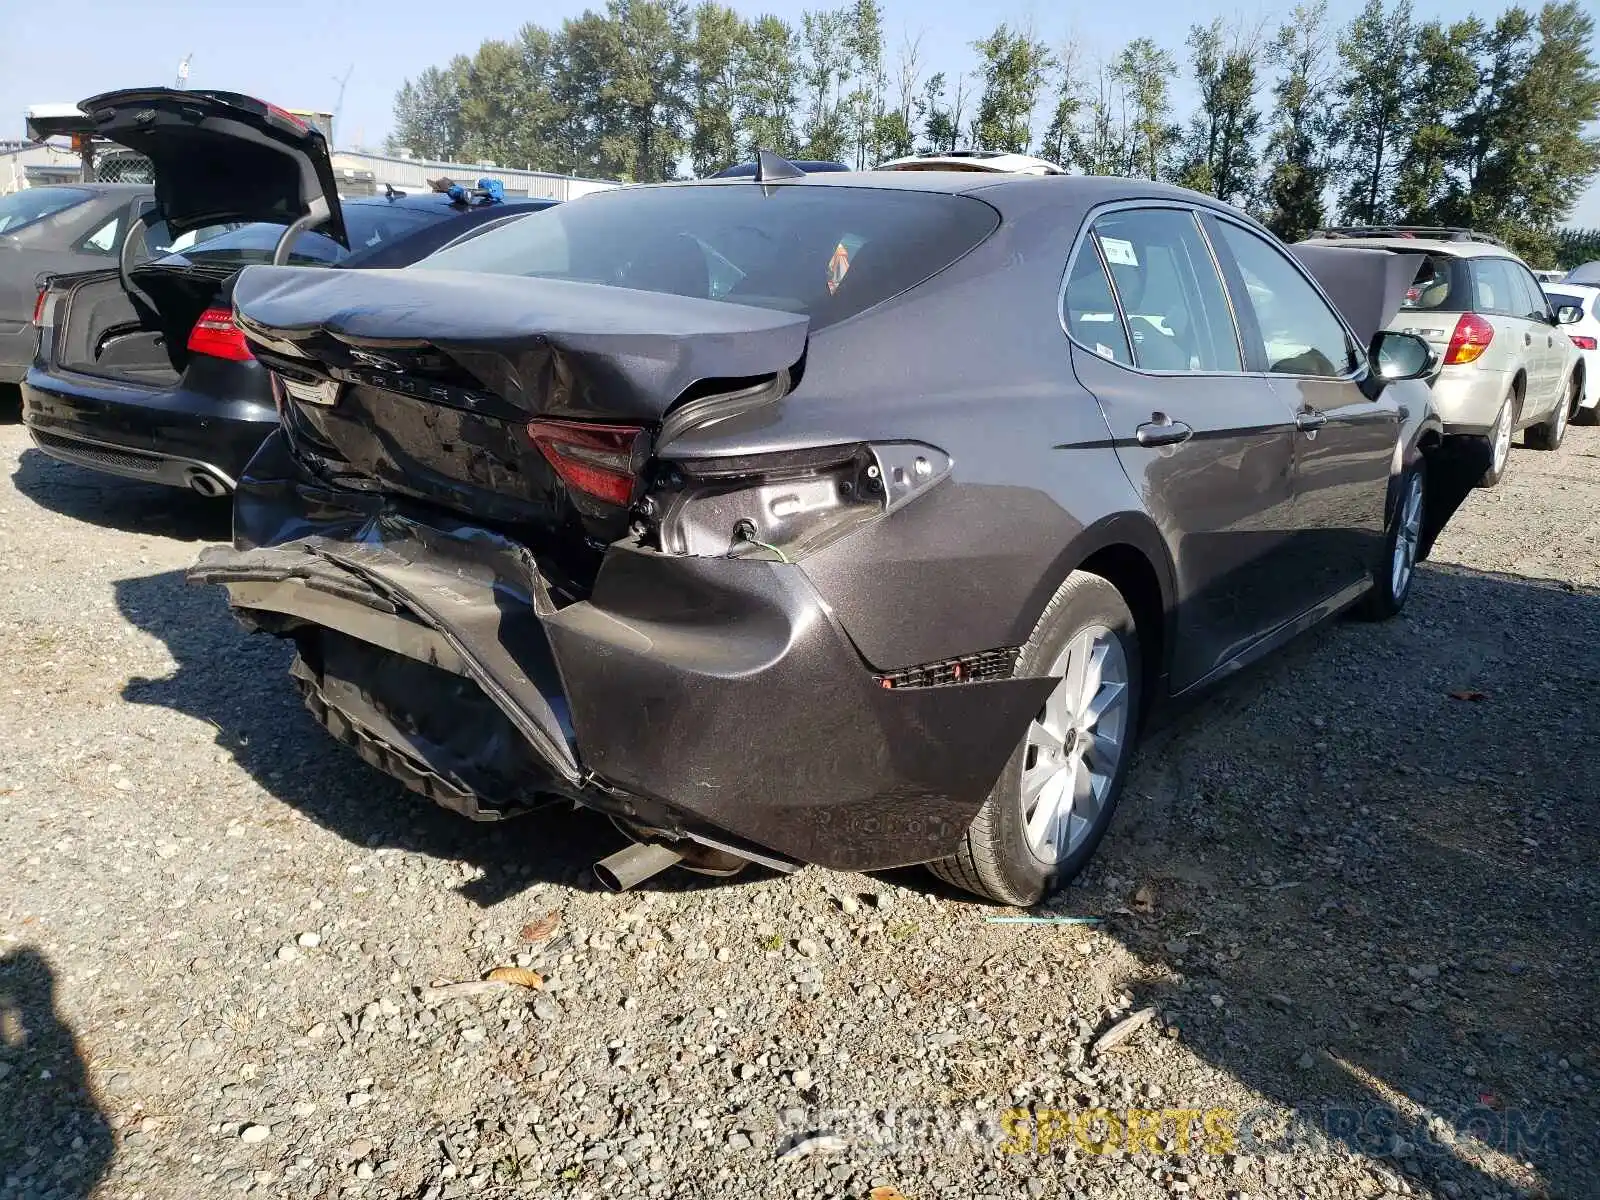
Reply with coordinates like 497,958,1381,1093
1213,220,1357,378
1075,208,1241,372
1511,265,1552,322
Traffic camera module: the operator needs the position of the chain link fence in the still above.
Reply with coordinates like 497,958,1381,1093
89,150,154,184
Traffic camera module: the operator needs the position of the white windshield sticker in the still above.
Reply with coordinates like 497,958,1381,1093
1095,343,1117,359
1098,236,1139,268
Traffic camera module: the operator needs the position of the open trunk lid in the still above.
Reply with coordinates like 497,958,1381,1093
80,88,346,248
232,264,809,568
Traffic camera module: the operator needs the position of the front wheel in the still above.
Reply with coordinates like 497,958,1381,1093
929,571,1141,906
1359,462,1425,621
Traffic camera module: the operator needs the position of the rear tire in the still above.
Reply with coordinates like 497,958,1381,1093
928,571,1142,907
1526,377,1573,451
1358,461,1425,621
1478,393,1515,488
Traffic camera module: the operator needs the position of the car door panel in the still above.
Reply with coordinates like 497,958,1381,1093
1073,347,1298,691
1207,218,1397,604
1061,207,1300,693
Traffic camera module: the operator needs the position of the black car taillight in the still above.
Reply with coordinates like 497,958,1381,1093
647,441,951,563
188,307,255,362
527,418,650,507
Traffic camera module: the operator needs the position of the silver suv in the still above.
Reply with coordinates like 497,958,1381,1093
1298,227,1587,485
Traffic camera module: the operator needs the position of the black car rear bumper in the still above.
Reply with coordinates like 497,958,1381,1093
20,363,277,491
189,435,1054,872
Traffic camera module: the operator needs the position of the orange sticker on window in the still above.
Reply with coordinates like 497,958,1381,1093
827,241,851,294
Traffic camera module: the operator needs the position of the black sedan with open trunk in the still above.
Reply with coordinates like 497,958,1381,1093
21,89,553,495
190,156,1485,904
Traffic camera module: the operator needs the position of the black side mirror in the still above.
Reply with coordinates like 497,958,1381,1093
1556,305,1583,326
1371,330,1436,382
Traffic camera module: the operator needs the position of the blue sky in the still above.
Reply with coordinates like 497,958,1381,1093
3,0,1597,223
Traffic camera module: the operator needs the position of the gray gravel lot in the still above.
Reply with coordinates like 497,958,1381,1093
1,408,1596,1200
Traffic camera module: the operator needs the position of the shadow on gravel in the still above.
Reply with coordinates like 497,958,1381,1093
1097,564,1599,1200
113,568,769,907
10,448,231,542
0,947,114,1198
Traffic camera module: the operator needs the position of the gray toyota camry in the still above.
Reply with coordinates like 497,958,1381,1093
190,155,1485,905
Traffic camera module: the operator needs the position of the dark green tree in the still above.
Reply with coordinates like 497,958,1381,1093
739,14,802,158
688,2,746,175
1175,20,1265,204
1389,18,1484,222
388,64,467,161
799,8,850,161
1114,38,1180,180
1262,1,1336,239
1334,0,1415,223
969,23,1054,153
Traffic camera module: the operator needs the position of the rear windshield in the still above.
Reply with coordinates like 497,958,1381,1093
168,203,443,267
410,184,1001,328
1397,252,1468,312
1545,289,1588,314
0,187,93,234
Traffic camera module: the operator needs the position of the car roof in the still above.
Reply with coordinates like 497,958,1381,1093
1298,234,1520,261
648,171,1227,209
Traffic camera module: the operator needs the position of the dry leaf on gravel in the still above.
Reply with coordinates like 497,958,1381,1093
1092,1006,1158,1056
1449,689,1489,702
485,966,544,989
870,1188,910,1200
519,912,560,943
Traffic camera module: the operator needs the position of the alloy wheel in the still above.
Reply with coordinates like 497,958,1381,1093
1391,472,1424,600
1020,625,1131,865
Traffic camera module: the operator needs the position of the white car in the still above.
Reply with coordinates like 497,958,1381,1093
874,150,1067,175
1297,228,1587,484
1544,281,1599,424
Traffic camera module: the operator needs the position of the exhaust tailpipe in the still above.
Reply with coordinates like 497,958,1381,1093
188,470,228,498
594,841,684,892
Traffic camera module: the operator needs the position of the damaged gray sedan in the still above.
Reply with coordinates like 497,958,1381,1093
190,155,1485,905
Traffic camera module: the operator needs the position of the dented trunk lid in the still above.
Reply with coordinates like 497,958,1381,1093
231,264,809,548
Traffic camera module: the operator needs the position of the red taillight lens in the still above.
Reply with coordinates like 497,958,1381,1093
1444,312,1494,365
265,104,310,133
187,307,255,362
32,289,48,326
527,418,646,507
1571,334,1597,351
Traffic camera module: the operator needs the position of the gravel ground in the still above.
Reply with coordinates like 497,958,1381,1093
1,408,1596,1200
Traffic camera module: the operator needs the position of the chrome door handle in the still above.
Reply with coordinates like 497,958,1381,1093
1135,415,1193,447
1295,409,1328,432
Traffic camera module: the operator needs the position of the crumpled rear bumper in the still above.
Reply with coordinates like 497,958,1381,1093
189,436,1053,872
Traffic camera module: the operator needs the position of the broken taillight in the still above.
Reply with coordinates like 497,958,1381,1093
32,288,49,327
527,418,648,507
1443,313,1494,365
649,442,952,562
187,307,255,362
